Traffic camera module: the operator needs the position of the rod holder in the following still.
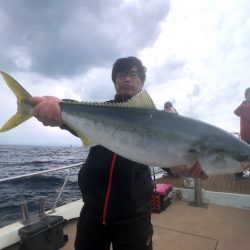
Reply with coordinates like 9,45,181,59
21,202,30,224
39,196,46,218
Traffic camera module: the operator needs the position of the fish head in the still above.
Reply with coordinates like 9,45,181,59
196,138,250,176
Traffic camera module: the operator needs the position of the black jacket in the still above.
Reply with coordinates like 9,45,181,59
78,146,153,225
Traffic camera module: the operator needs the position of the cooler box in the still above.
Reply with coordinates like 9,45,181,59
151,183,173,213
18,215,67,250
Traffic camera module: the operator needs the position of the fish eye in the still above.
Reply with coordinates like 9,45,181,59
187,149,198,154
237,154,248,162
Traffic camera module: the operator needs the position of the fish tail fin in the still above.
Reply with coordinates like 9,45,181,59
0,71,32,132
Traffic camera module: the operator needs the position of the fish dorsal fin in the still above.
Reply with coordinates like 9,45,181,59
62,90,156,109
70,89,156,109
118,89,156,109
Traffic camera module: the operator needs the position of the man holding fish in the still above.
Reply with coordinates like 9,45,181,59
29,57,206,250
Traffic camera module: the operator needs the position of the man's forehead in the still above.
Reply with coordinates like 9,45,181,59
119,66,138,72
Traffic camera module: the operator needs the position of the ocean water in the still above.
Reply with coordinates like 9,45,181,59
0,144,164,228
0,144,88,228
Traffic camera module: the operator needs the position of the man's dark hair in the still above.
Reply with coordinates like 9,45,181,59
112,56,147,83
245,87,250,98
164,101,173,109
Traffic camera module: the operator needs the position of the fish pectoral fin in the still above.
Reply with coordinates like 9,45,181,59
198,152,226,176
200,152,225,165
182,149,199,167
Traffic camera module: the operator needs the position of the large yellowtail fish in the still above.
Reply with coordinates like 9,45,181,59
0,71,249,176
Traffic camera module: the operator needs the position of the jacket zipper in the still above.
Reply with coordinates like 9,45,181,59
102,153,117,225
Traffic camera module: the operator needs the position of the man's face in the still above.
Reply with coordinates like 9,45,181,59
114,66,144,97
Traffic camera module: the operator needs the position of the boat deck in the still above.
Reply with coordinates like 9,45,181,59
51,174,250,250
3,174,250,250
60,200,250,250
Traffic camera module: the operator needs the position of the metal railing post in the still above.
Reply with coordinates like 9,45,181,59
0,162,83,216
39,196,46,218
194,178,203,206
21,201,30,224
49,168,73,214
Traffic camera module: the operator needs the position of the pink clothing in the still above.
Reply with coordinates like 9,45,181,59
234,101,250,142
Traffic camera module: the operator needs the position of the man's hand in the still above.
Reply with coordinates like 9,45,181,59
169,161,208,180
30,96,62,127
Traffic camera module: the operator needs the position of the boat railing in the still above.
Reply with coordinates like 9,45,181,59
0,163,83,183
2,130,242,222
0,163,166,216
0,162,83,222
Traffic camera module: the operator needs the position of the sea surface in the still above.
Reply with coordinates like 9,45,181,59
0,144,164,228
0,144,88,228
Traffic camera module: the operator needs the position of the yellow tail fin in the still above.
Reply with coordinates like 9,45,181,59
0,71,32,132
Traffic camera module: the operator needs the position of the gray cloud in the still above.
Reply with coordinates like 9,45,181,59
150,56,187,84
0,0,170,77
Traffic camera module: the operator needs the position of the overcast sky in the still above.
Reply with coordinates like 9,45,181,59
0,0,249,146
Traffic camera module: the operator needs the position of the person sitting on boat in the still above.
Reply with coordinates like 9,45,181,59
162,101,180,178
164,101,178,114
234,87,250,180
30,56,207,250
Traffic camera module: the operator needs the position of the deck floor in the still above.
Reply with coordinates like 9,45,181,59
61,200,250,250
3,174,250,250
